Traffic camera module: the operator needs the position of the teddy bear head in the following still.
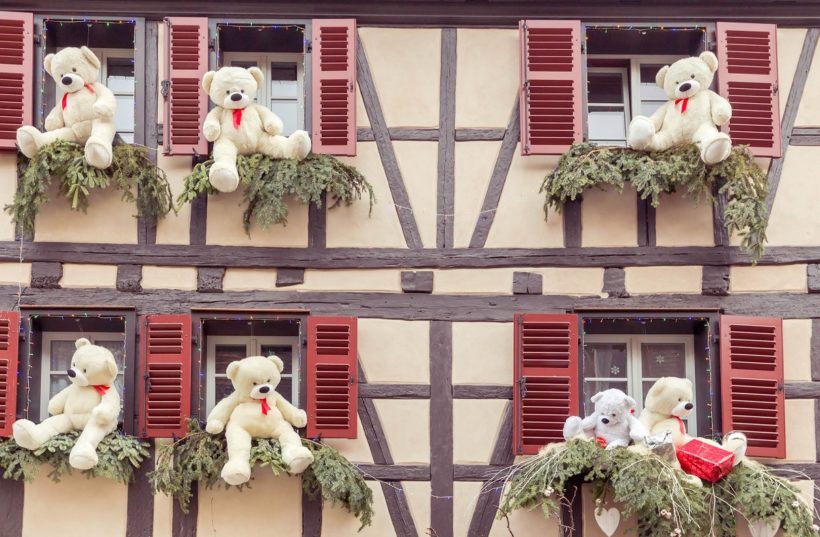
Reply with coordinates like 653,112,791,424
67,338,118,387
655,51,719,101
590,388,636,427
202,66,264,110
44,46,101,94
643,377,695,419
225,355,285,402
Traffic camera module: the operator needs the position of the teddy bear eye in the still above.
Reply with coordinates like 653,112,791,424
240,89,244,93
253,382,257,386
226,90,230,95
266,378,271,383
83,369,87,373
72,68,77,73
690,74,695,79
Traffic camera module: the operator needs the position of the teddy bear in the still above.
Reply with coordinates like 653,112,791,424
16,46,117,169
205,354,314,485
627,51,733,165
12,338,120,470
201,66,312,193
563,388,647,449
640,377,747,467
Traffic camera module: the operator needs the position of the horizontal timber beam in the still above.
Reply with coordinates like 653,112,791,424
359,384,430,399
357,464,430,481
7,242,820,269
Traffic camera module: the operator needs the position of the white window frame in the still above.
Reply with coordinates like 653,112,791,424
221,51,305,134
40,331,125,421
206,335,301,414
586,66,631,145
583,333,697,436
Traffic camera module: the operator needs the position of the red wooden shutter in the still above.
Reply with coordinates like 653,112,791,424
720,315,785,458
717,22,781,158
163,17,208,156
307,316,357,439
138,314,192,438
311,19,356,156
518,20,582,156
0,12,33,151
513,313,579,455
0,311,19,437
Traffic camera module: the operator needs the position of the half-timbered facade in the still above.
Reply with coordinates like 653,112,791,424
0,1,818,536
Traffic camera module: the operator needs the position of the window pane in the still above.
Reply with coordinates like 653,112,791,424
641,343,686,378
640,101,666,117
50,375,70,398
230,60,259,68
583,342,628,378
270,62,298,99
270,101,298,135
214,344,248,375
583,380,628,414
640,65,668,101
587,73,625,104
588,109,626,142
96,340,125,371
113,96,135,133
215,377,234,403
260,344,293,374
50,341,75,371
276,377,292,402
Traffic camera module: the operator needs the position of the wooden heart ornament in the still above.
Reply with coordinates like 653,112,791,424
747,518,780,537
594,507,621,536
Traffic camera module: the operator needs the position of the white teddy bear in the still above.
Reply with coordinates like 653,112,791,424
206,354,314,485
627,51,733,165
563,388,647,449
201,66,312,193
12,338,121,470
17,46,117,169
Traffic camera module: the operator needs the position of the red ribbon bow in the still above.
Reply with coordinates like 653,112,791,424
674,416,687,435
92,384,110,396
61,83,96,111
232,108,243,129
260,398,271,415
674,97,689,114
596,436,608,448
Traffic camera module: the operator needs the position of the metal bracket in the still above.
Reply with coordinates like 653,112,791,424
160,79,170,99
517,377,528,399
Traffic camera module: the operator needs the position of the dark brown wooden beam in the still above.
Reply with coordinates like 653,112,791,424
602,267,628,298
430,321,453,537
813,319,820,382
117,264,143,293
30,261,61,289
0,480,23,537
702,265,730,296
785,382,820,399
359,384,431,399
301,490,322,537
563,200,583,248
808,264,820,294
437,28,456,249
454,128,506,142
172,481,198,537
512,271,543,295
196,267,224,293
401,271,434,294
126,445,154,537
636,198,656,247
189,193,207,246
453,385,513,399
357,127,440,142
307,194,327,249
791,127,820,146
276,268,305,287
357,464,431,481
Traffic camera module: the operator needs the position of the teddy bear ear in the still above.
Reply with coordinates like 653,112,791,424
699,51,719,73
202,71,216,94
655,65,670,88
624,395,637,409
43,53,55,76
590,392,602,403
75,337,91,349
107,355,119,377
248,67,264,90
268,355,284,373
226,360,241,380
80,46,101,70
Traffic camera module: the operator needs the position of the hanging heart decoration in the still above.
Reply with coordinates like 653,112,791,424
747,517,780,537
594,507,621,536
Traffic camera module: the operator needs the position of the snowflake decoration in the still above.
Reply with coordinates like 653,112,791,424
655,355,666,364
610,365,620,375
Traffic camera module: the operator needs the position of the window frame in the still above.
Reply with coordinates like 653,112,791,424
586,65,631,145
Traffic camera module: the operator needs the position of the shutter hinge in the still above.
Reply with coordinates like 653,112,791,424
777,383,785,392
143,372,152,394
348,80,354,93
581,42,586,54
305,39,312,53
517,377,527,399
772,82,779,95
349,375,355,385
156,123,163,146
208,37,216,51
160,80,170,99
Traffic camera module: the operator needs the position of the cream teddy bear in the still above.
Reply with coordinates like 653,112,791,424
563,388,647,449
206,354,314,485
627,52,733,165
201,66,312,193
16,46,117,169
12,338,120,470
640,377,747,467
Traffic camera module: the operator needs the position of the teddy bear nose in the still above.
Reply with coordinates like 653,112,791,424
230,92,242,102
61,76,73,86
258,385,270,393
678,82,692,92
67,369,76,378
601,417,609,424
684,403,693,410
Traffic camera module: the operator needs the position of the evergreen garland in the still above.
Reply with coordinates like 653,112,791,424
6,140,174,236
541,144,769,260
0,431,150,484
149,420,374,529
497,439,819,536
177,153,375,233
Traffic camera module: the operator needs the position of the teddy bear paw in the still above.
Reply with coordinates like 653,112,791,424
283,446,314,475
12,420,42,450
264,118,284,136
16,127,42,159
209,164,240,193
69,442,99,470
203,122,221,142
627,116,656,149
290,410,308,429
84,137,113,169
221,459,252,486
700,134,732,165
205,419,225,435
287,130,311,161
723,431,747,466
92,101,115,120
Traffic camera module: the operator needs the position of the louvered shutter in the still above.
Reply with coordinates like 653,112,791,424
717,22,781,158
513,313,579,455
518,20,582,155
138,314,192,438
163,17,208,156
0,12,33,151
719,315,785,458
311,19,356,156
307,316,357,439
0,311,19,437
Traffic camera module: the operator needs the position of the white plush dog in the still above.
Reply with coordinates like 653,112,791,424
563,388,647,449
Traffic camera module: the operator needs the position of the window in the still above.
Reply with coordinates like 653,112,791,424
587,67,630,145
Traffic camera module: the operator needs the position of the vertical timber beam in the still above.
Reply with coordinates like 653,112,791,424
126,445,155,537
0,480,24,537
430,321,453,537
437,28,457,249
138,19,158,245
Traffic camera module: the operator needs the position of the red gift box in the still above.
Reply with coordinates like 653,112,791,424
676,439,735,483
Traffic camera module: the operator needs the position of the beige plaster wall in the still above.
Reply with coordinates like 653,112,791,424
299,269,402,292
434,268,513,295
766,147,820,246
359,319,430,383
356,82,370,128
358,28,441,128
784,319,813,382
624,266,702,295
453,321,514,386
322,481,396,537
197,471,301,535
453,399,508,464
654,191,714,247
331,142,407,247
402,481,432,533
321,420,374,464
0,262,31,286
582,185,638,247
485,150,564,248
784,399,816,462
222,268,278,291
60,264,118,288
206,190,308,247
393,141,438,248
23,471,128,537
455,29,518,129
141,265,198,290
538,267,604,296
373,399,430,464
0,152,17,241
454,481,560,537
729,264,807,293
453,141,502,247
155,154,192,245
777,29,807,122
795,31,820,126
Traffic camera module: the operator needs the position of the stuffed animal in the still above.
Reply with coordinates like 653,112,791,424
563,388,647,449
627,52,733,165
16,46,117,169
12,338,120,470
201,66,312,193
640,377,747,465
205,354,314,485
